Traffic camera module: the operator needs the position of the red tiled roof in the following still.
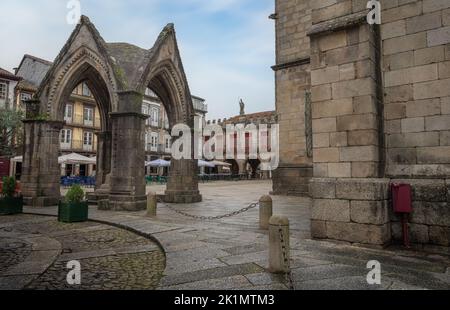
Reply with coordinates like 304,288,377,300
0,67,21,81
224,111,276,124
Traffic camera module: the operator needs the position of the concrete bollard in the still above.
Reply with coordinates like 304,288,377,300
259,195,273,230
269,215,290,274
146,192,157,217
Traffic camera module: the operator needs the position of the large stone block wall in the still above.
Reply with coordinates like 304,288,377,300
380,1,450,248
381,0,450,178
274,0,450,247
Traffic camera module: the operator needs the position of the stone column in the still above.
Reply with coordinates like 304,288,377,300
108,91,147,211
21,119,64,207
165,158,202,203
95,131,112,188
307,12,390,246
87,131,112,203
271,1,313,197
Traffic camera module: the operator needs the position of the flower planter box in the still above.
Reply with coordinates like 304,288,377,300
0,196,23,215
58,201,89,223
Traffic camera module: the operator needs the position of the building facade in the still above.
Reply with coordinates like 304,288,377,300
142,89,208,175
206,109,277,178
0,68,21,109
272,0,450,248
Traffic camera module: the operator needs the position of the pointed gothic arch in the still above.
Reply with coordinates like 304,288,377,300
21,16,201,208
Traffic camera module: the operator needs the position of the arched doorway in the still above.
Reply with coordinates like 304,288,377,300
21,16,201,208
246,159,261,179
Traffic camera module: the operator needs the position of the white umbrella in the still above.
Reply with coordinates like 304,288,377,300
198,160,215,168
12,156,23,163
210,160,232,167
58,153,96,165
145,159,171,167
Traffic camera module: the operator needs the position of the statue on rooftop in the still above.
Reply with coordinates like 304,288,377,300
239,99,245,116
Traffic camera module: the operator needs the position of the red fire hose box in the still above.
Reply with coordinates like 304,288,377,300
390,183,413,248
391,183,412,213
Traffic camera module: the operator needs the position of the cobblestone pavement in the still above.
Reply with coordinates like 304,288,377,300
25,180,450,290
0,215,165,290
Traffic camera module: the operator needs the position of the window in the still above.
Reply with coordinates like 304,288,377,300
83,107,94,126
150,107,159,127
20,93,31,103
0,82,7,99
64,104,73,123
142,105,151,126
151,133,158,151
165,137,171,151
83,132,94,151
60,129,72,149
82,83,91,97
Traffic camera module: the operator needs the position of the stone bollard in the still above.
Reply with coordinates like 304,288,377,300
146,192,157,217
269,215,290,274
259,195,273,230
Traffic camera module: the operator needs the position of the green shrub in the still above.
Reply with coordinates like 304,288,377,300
2,177,16,198
65,185,85,204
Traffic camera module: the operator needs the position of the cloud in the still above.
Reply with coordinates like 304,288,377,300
0,0,275,120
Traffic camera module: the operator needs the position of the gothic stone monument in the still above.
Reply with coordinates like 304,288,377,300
21,16,202,210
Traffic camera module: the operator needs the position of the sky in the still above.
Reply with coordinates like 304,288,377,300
0,0,276,120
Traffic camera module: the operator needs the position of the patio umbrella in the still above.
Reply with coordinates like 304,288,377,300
198,160,215,168
58,153,97,165
11,156,23,163
210,160,232,167
145,159,171,167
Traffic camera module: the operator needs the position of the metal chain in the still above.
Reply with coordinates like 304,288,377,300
278,226,295,290
165,202,259,221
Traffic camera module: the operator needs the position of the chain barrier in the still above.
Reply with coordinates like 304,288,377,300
278,226,295,290
164,202,259,221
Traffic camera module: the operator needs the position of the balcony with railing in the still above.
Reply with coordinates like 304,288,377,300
60,140,97,153
193,98,208,113
64,113,99,128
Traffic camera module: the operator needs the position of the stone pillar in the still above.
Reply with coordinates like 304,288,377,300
88,131,112,203
164,158,202,203
95,131,112,189
108,91,147,211
21,119,64,207
307,11,390,246
271,0,313,197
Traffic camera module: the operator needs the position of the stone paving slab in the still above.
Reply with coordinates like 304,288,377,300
160,263,263,287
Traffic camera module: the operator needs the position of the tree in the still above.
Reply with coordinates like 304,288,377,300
0,107,24,156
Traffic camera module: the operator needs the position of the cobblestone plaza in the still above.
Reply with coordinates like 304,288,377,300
1,181,449,290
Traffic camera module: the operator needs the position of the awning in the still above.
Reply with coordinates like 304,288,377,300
58,153,96,165
145,159,171,167
210,160,232,167
198,160,215,168
10,154,96,165
11,156,23,163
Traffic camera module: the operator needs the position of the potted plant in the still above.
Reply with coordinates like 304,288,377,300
0,176,23,215
58,185,88,223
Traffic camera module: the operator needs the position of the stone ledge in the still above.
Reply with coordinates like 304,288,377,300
307,11,368,37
